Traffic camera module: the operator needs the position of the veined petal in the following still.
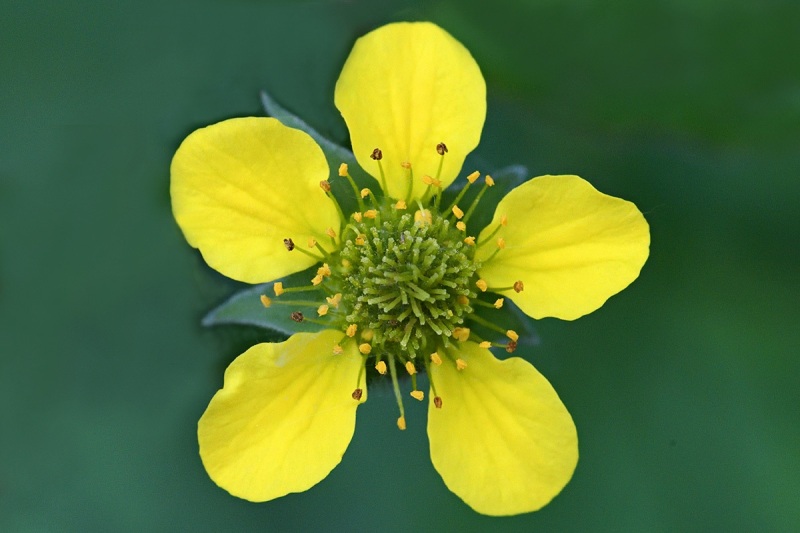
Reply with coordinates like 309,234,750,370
478,175,650,320
198,330,366,502
171,117,339,284
335,22,486,201
428,342,578,516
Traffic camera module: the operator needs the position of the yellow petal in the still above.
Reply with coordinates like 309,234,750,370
427,342,578,516
478,175,649,320
198,330,366,502
335,22,486,200
171,117,339,283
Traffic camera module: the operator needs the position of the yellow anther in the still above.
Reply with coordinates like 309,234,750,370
452,205,464,219
326,293,342,308
353,212,363,222
431,352,442,366
410,390,425,401
479,341,492,349
456,221,466,232
259,295,271,308
311,274,324,286
457,294,469,305
397,416,407,430
453,327,471,342
405,361,417,375
513,280,524,293
307,238,317,248
500,214,508,226
359,343,372,355
338,163,348,176
319,180,331,192
375,360,387,375
273,282,284,296
422,174,434,185
364,209,378,219
476,279,488,292
355,234,366,246
346,324,358,337
332,344,344,355
456,358,468,371
317,304,329,317
507,330,519,342
497,237,506,249
360,188,371,198
394,199,407,210
485,175,495,186
317,263,331,277
400,161,411,169
466,170,480,183
341,258,352,268
463,236,476,246
361,329,374,341
494,298,505,309
414,209,432,225
326,227,336,238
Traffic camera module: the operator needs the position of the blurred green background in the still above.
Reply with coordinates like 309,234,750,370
2,0,798,531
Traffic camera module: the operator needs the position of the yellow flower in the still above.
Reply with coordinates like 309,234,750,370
171,22,649,516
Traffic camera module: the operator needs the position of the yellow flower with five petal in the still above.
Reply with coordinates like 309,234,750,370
171,22,649,516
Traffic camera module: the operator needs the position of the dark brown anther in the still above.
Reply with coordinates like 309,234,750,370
319,180,331,192
436,142,448,155
370,148,383,160
283,238,295,251
352,388,363,401
434,396,443,409
290,311,304,322
513,280,524,293
505,340,518,353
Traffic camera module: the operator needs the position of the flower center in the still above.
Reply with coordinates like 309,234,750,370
335,205,478,360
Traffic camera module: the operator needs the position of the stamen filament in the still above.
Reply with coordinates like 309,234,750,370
467,312,509,336
443,173,476,214
291,245,324,262
462,182,491,224
325,190,346,229
376,160,387,194
278,284,321,294
342,170,366,211
475,224,503,250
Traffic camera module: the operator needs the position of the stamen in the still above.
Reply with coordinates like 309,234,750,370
456,221,466,232
444,171,479,216
452,205,464,219
431,352,443,366
346,324,358,337
479,341,492,349
317,304,329,316
467,313,509,337
339,162,366,211
363,209,378,219
410,390,425,401
506,330,519,342
307,238,317,248
319,180,331,192
317,263,332,277
273,283,284,296
456,294,469,306
352,212,363,222
260,295,271,308
456,358,468,370
501,214,508,226
494,298,504,309
361,188,371,199
514,280,524,293
375,360,387,375
506,340,518,353
436,142,448,155
332,344,344,355
414,209,432,225
290,311,304,322
311,274,324,286
283,238,295,251
370,148,388,193
394,199,407,210
352,388,363,401
476,279,488,292
387,353,407,430
463,236,476,246
359,343,372,355
491,280,525,293
405,361,417,375
434,397,443,408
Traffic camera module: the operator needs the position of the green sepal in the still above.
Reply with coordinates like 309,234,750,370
260,90,380,214
202,266,326,335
